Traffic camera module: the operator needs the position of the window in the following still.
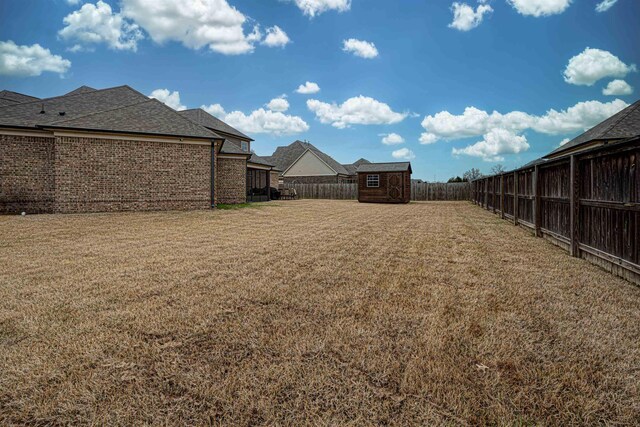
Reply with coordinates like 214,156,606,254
367,174,380,187
241,141,249,152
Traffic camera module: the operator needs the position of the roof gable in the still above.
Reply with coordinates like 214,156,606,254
267,140,349,175
284,149,337,176
545,99,640,158
64,86,97,96
179,108,253,141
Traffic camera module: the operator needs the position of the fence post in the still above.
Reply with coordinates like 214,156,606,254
492,177,496,214
570,155,579,257
484,179,488,209
534,165,541,237
513,171,518,225
500,175,505,219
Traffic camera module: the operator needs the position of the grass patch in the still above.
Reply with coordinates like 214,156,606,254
1,200,639,425
216,202,259,210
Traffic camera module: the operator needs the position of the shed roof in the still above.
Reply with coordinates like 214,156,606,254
545,99,640,158
357,162,412,173
342,158,370,175
179,108,253,141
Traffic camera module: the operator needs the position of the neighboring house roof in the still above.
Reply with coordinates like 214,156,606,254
342,158,371,175
220,140,250,155
0,90,40,106
64,86,97,96
0,85,219,140
179,108,253,141
266,140,350,176
357,162,412,173
545,99,640,158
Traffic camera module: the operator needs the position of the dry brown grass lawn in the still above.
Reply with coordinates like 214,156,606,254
1,200,639,426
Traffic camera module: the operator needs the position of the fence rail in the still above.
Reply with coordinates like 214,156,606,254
472,137,640,285
283,182,470,201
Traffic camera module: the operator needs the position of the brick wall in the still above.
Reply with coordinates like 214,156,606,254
0,134,55,214
53,136,212,213
217,156,246,204
270,170,280,188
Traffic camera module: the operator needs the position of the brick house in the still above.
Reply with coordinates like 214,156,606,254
265,140,368,184
179,108,278,203
0,85,271,214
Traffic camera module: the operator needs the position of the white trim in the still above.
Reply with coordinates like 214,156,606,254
218,154,249,160
247,163,272,170
282,149,338,177
0,128,52,138
50,130,212,145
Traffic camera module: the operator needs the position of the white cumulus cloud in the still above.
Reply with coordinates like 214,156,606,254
507,0,572,17
420,99,629,144
149,89,186,111
293,0,351,17
0,40,71,77
419,132,439,145
342,38,378,59
452,129,529,162
202,103,309,135
266,95,289,112
596,0,618,12
307,95,407,128
449,2,493,31
602,79,633,96
392,148,415,160
59,1,144,52
381,133,405,145
121,0,263,55
295,81,320,94
558,137,571,147
262,26,290,47
564,47,636,86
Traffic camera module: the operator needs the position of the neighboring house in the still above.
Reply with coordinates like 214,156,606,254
265,140,365,184
545,99,640,160
357,162,412,204
179,108,277,203
342,158,371,177
0,85,265,214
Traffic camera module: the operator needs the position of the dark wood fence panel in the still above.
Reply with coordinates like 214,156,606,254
471,138,640,286
284,182,470,201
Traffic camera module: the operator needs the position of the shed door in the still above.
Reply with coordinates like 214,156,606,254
388,173,403,200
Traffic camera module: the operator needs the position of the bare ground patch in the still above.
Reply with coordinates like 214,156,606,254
1,200,639,425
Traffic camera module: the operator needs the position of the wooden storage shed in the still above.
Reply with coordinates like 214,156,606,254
357,162,412,203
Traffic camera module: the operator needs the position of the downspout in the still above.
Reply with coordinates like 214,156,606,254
211,140,218,208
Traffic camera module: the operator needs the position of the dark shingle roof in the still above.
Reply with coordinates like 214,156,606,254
0,90,40,106
220,140,249,155
64,86,97,96
545,99,640,158
45,99,219,139
248,153,275,167
179,108,253,141
0,85,218,139
342,158,370,175
357,162,412,173
0,85,149,128
266,140,350,175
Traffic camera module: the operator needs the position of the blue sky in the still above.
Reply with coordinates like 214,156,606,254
1,0,638,180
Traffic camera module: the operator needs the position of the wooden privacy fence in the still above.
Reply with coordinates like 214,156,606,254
472,137,640,285
283,182,470,201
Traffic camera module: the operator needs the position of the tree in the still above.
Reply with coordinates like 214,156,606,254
463,168,482,182
447,176,464,183
491,164,506,175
